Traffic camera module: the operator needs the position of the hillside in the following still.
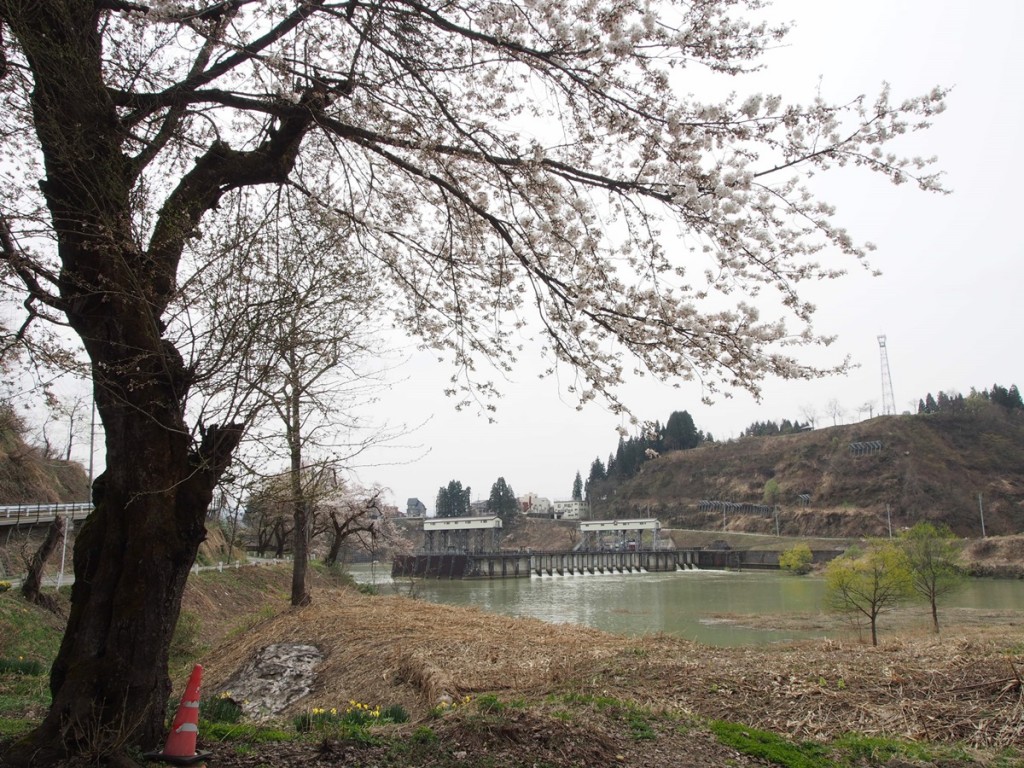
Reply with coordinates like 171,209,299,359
589,410,1024,537
0,407,89,504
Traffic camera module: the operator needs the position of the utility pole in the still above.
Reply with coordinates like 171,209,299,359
978,493,986,538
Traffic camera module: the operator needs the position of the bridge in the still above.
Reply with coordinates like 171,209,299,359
0,502,92,528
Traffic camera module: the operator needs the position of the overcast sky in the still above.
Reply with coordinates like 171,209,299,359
348,0,1023,514
17,1,1018,515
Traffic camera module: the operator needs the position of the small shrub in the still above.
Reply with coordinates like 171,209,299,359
380,704,409,723
0,581,11,593
779,543,814,575
412,726,437,745
476,694,504,713
429,695,472,718
202,692,243,724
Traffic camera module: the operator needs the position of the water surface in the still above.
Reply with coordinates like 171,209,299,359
352,564,1024,646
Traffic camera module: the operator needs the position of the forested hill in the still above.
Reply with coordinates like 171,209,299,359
588,406,1024,538
0,406,89,504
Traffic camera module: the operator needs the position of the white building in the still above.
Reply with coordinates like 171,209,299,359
551,499,588,520
518,492,552,517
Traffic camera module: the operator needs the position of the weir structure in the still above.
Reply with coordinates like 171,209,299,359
391,517,808,579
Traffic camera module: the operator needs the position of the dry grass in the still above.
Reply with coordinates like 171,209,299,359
195,583,1024,750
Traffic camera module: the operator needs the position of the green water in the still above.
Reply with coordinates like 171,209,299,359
353,565,1024,646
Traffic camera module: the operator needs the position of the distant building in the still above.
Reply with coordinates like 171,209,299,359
406,498,426,517
519,492,552,517
552,499,587,520
469,499,490,516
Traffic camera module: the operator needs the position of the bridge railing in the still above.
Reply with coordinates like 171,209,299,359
0,502,93,527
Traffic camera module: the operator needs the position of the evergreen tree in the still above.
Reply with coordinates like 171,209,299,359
663,410,700,450
1008,384,1024,410
572,471,583,501
436,480,471,518
487,477,519,524
586,457,607,501
606,453,617,478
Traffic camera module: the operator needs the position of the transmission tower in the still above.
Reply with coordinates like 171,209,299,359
878,335,896,415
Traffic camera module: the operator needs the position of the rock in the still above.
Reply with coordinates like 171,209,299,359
219,643,324,718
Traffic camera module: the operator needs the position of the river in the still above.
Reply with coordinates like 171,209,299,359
350,564,1024,646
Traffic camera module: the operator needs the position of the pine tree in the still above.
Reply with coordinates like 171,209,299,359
487,477,519,524
436,480,471,518
572,471,583,501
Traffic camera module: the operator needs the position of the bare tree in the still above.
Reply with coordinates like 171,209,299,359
826,398,846,426
20,516,65,614
0,2,945,761
38,392,91,462
186,189,391,606
798,404,819,430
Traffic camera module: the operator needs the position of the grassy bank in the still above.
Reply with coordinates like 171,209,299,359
2,565,1023,767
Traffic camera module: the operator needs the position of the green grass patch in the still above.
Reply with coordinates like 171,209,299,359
0,592,66,664
294,701,409,734
0,663,52,716
710,720,831,768
169,610,204,664
831,732,981,766
0,716,36,739
202,721,295,744
832,733,929,764
224,605,277,641
548,692,659,742
0,658,43,676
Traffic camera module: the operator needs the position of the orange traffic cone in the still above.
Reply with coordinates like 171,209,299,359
144,664,212,765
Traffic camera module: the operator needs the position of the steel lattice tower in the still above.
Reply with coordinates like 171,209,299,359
878,335,896,415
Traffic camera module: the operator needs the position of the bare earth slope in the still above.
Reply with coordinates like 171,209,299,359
591,411,1024,537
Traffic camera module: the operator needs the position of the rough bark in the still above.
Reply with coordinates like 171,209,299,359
0,3,314,762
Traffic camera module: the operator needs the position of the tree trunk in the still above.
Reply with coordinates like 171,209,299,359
287,374,310,606
6,391,241,765
325,527,344,567
291,501,311,606
1,3,315,762
21,516,65,614
931,597,940,634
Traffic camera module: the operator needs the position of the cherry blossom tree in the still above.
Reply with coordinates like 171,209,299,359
0,0,945,762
